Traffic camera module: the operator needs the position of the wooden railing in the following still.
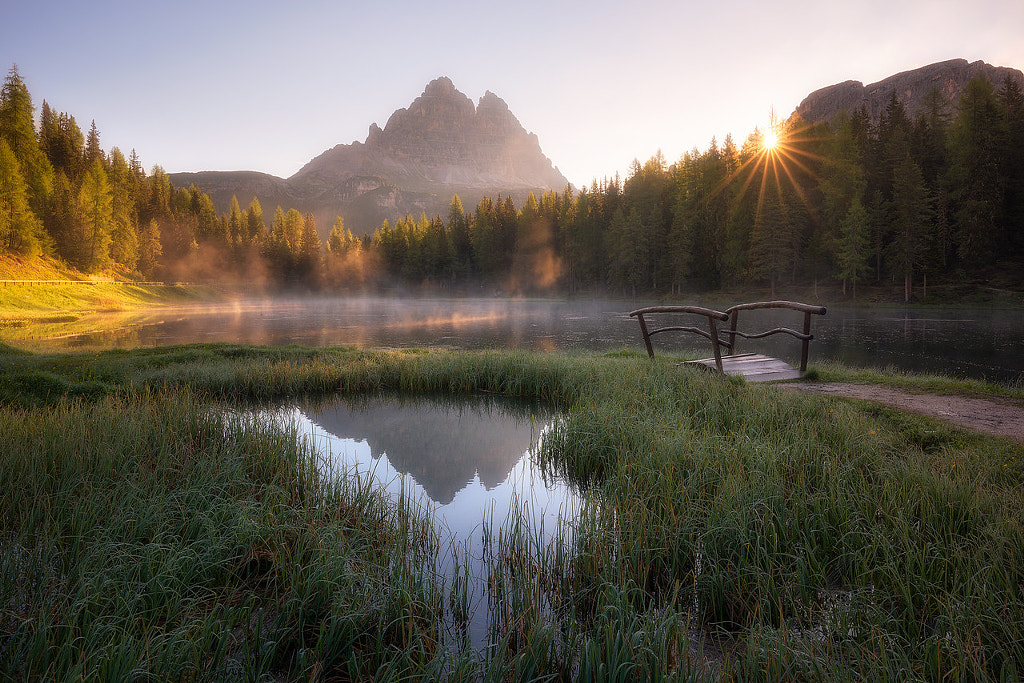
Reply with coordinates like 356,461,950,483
629,305,731,371
722,301,827,372
629,301,827,373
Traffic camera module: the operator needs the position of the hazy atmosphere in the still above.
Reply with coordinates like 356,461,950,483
3,0,1023,185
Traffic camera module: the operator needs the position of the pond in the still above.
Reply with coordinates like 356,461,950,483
10,296,1024,383
279,393,582,651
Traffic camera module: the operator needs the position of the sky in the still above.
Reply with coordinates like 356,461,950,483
2,0,1023,189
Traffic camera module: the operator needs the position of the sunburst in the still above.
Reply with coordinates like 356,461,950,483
716,114,827,225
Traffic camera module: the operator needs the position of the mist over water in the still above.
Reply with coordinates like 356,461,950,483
15,296,1024,383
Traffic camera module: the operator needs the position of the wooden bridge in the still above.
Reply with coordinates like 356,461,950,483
629,301,827,382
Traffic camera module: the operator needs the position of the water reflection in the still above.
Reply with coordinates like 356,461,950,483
9,296,1024,382
298,394,550,505
285,393,581,650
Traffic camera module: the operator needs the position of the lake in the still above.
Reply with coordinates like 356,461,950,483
11,296,1024,383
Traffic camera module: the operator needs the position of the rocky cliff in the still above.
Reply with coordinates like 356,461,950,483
171,77,568,237
795,59,1024,124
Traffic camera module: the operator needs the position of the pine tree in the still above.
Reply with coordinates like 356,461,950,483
997,75,1024,262
748,188,792,298
469,197,498,282
0,65,53,215
948,76,1002,268
607,207,647,297
245,197,265,244
447,194,472,278
889,154,932,302
137,218,162,279
0,139,46,256
107,149,139,270
84,120,104,169
836,195,871,298
325,215,363,289
76,159,114,272
299,212,322,287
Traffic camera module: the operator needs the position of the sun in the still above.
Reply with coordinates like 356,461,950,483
763,128,779,152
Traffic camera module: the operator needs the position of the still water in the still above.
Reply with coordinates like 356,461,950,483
12,296,1024,382
282,393,580,650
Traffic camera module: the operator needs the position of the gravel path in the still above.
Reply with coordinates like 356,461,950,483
782,382,1024,444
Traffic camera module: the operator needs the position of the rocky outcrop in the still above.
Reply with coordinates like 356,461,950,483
170,77,568,237
292,77,567,193
795,59,1024,124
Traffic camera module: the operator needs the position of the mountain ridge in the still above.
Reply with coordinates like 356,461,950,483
170,77,568,237
794,58,1024,124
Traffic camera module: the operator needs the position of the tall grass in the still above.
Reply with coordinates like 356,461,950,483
0,389,462,679
1,343,1022,679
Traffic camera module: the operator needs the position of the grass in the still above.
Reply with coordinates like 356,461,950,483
1,343,1022,680
803,359,1024,399
0,255,215,332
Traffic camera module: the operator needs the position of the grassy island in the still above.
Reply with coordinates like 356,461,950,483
1,344,1021,680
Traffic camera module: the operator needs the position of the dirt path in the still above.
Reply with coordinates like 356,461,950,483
782,383,1024,444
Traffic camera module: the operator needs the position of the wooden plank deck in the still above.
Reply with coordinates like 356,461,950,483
686,353,803,382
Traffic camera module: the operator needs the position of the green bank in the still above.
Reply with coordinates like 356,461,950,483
1,344,1021,680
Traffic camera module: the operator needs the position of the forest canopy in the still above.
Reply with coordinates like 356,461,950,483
2,65,1022,300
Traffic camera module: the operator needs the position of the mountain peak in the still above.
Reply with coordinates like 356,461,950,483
176,77,569,235
294,77,566,197
423,75,457,97
795,58,1024,124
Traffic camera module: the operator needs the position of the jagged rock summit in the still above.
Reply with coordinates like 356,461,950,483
294,76,567,192
170,77,568,236
795,59,1024,124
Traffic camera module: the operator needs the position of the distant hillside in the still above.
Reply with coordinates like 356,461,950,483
795,58,1024,124
170,77,569,237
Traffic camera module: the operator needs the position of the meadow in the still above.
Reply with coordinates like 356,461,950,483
1,343,1022,680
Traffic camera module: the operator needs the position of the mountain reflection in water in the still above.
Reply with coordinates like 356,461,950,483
297,394,547,505
286,393,581,650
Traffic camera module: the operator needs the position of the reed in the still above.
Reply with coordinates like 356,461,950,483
1,342,1022,679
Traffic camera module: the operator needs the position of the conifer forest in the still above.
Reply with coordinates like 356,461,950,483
2,65,1022,301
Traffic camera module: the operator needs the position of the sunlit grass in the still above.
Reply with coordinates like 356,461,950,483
1,344,1022,679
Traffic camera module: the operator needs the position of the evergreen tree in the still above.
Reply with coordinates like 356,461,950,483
227,196,244,246
447,194,472,278
76,159,114,272
325,215,363,288
889,154,932,301
84,120,104,168
947,76,1002,268
107,148,139,270
997,75,1024,262
0,65,53,215
137,218,162,279
0,139,46,255
245,197,265,244
836,195,871,298
607,207,647,297
471,196,501,282
298,212,323,286
748,187,792,298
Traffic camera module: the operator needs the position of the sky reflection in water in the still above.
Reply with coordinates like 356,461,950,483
284,393,582,650
13,296,1024,383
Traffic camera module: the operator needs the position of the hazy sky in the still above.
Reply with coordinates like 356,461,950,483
2,0,1023,187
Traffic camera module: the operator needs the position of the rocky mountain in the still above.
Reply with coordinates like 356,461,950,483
170,77,568,237
794,59,1024,125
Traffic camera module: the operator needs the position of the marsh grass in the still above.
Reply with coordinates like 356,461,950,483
1,343,1022,679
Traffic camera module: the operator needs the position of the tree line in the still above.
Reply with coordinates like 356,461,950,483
3,64,1022,299
366,75,1024,301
